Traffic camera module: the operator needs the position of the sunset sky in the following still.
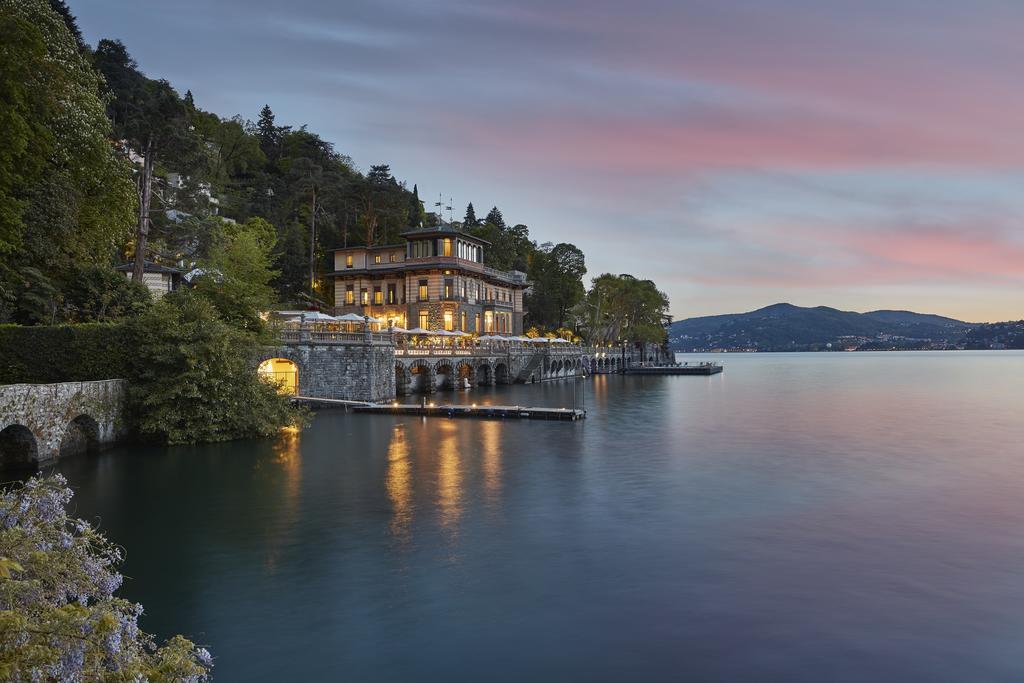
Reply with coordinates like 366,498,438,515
73,0,1024,322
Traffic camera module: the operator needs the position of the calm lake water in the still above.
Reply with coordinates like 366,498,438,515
56,351,1024,681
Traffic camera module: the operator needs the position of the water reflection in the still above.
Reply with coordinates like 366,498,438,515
385,425,413,542
480,420,502,507
435,421,462,533
264,429,302,574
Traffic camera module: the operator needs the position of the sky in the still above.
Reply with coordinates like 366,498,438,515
72,0,1024,322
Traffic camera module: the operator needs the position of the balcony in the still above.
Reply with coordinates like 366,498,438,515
479,299,514,309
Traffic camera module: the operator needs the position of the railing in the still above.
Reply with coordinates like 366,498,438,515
278,330,393,344
394,344,585,358
479,299,513,308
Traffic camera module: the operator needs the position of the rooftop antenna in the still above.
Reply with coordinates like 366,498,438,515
447,196,454,224
435,193,444,225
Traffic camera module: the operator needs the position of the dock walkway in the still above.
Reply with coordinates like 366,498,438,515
294,396,585,421
624,363,723,376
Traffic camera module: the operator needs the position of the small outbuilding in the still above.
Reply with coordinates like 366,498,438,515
115,261,183,299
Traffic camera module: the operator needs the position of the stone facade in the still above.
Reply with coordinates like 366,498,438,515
259,341,396,403
0,379,128,468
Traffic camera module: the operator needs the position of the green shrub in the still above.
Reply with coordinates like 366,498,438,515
125,292,303,444
0,323,130,383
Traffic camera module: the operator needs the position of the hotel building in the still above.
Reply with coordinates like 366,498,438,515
329,225,528,335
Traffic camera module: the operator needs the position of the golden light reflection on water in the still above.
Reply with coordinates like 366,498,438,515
385,425,413,541
264,429,302,573
481,420,502,506
436,421,462,531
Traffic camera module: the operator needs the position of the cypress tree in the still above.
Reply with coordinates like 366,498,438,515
408,184,422,227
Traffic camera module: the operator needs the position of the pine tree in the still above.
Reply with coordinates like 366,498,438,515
463,202,478,228
407,184,422,227
367,164,392,185
257,104,276,152
485,206,505,229
183,89,194,108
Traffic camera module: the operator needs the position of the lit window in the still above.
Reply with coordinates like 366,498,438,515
443,311,454,331
374,254,382,264
419,310,429,329
345,254,353,268
460,311,467,330
389,252,397,262
345,286,354,305
443,239,452,257
360,289,368,305
373,288,382,305
418,280,428,301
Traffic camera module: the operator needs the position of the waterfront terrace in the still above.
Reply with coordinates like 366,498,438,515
329,224,529,335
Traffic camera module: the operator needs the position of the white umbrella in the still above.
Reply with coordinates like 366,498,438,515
364,316,383,324
388,326,410,333
300,311,339,322
335,313,365,322
406,327,431,335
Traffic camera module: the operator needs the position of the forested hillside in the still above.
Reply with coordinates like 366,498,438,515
669,303,976,351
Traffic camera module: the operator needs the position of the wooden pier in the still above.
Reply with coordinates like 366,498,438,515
624,363,723,376
294,396,585,421
355,403,585,421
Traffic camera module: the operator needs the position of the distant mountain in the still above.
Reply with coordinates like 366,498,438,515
669,303,976,351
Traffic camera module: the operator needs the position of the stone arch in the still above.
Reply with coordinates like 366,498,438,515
60,414,100,458
395,363,410,396
494,362,511,385
476,361,494,386
434,361,455,391
409,360,435,394
0,424,38,470
257,356,300,395
456,360,475,389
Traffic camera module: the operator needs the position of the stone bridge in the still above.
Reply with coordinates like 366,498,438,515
393,347,614,394
0,380,128,469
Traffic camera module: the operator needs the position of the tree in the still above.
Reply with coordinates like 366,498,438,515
192,217,279,331
526,242,586,329
0,475,212,681
463,202,478,228
46,0,84,51
94,39,198,282
0,0,136,322
1,3,135,259
367,164,393,185
484,206,505,229
126,292,302,444
257,104,280,158
407,184,422,227
576,273,669,345
59,263,151,322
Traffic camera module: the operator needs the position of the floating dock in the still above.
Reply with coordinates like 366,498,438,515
624,363,723,376
293,396,585,421
355,403,586,421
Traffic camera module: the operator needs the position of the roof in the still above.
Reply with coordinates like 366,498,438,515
328,243,405,253
115,260,182,275
400,224,491,245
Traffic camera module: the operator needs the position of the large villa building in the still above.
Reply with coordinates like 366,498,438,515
329,225,528,335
